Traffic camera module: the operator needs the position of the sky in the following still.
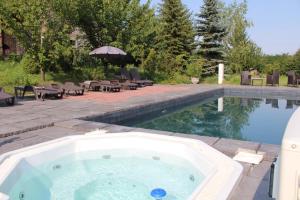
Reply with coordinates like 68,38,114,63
141,0,300,55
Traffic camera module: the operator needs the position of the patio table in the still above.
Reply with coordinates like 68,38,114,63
14,86,34,99
251,77,264,86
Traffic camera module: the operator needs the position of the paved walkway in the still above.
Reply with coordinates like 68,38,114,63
0,85,221,137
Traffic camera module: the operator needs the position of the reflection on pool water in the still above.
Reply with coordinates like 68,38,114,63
121,97,299,144
7,150,204,200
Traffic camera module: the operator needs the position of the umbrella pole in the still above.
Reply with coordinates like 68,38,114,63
104,62,108,77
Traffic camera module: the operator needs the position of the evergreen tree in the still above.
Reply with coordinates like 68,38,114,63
196,0,226,72
158,0,195,66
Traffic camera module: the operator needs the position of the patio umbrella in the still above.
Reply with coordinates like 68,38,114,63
89,46,127,57
89,46,135,65
89,46,139,77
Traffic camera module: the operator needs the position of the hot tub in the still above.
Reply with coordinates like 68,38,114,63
0,132,242,200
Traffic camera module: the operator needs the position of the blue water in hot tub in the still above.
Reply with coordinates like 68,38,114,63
5,150,204,200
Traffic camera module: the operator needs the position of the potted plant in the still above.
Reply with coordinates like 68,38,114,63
186,58,203,84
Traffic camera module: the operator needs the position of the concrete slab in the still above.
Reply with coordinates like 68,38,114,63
0,126,21,138
170,133,221,146
0,85,222,136
55,119,88,129
71,122,110,132
253,180,274,200
259,143,280,162
213,138,260,157
229,176,263,200
0,141,24,154
35,126,84,139
240,162,252,176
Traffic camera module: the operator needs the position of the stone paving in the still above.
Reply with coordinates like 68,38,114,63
1,84,299,199
0,84,222,137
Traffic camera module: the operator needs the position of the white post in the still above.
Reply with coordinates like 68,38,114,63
218,97,224,112
218,63,224,85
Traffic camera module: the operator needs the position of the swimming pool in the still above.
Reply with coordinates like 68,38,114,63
0,132,242,200
120,97,299,145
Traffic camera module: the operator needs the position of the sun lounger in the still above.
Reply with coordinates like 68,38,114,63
52,82,84,96
33,86,64,101
0,87,15,106
120,68,148,87
120,80,138,90
129,68,153,86
63,82,84,95
111,80,138,90
80,81,101,91
99,81,121,92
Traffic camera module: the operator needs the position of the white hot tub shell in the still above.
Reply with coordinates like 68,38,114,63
271,108,300,200
0,132,243,200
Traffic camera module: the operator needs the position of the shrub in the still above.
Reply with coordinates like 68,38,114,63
159,72,190,84
186,57,204,78
81,67,105,80
20,54,40,74
141,49,158,80
0,61,41,93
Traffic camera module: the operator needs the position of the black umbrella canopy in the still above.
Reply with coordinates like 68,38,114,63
89,46,136,65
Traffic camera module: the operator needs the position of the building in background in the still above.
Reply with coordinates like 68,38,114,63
0,29,24,58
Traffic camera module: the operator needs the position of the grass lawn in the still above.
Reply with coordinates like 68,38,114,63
0,60,293,94
0,61,42,94
0,61,86,94
0,61,72,94
201,74,289,86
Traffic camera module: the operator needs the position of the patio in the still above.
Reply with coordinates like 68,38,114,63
1,84,300,199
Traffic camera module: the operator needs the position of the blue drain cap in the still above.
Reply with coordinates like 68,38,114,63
150,188,167,199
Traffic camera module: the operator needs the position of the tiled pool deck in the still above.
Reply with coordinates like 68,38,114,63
1,84,300,199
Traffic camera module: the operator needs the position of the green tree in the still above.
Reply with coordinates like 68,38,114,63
222,0,262,73
261,53,294,74
196,0,226,72
157,0,195,73
0,0,73,81
56,0,157,65
294,49,300,72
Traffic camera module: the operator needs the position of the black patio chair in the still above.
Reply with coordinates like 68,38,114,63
266,71,280,86
240,71,251,85
287,70,300,87
0,87,15,106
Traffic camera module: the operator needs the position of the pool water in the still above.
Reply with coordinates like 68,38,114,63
7,150,204,200
121,97,299,145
